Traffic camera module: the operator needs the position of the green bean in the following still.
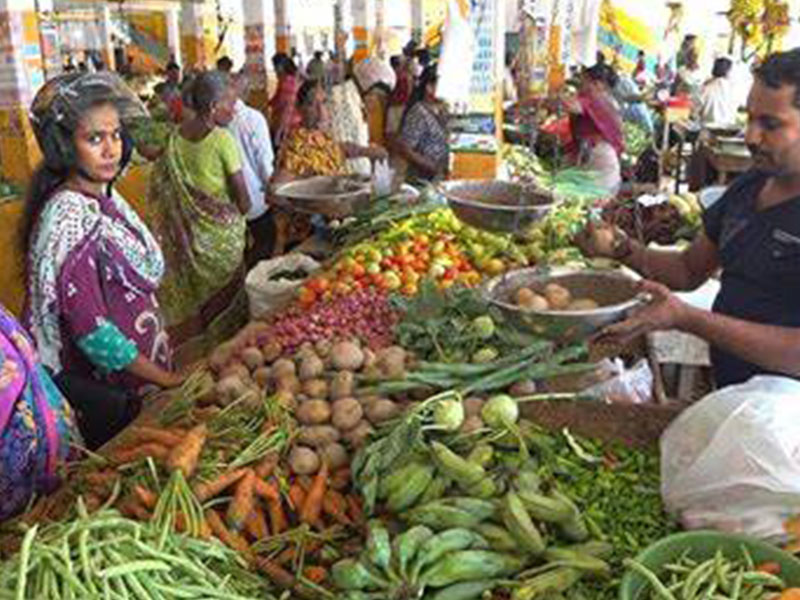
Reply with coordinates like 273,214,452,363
15,524,38,600
99,560,171,579
683,558,716,599
623,558,677,600
730,570,743,600
740,571,785,588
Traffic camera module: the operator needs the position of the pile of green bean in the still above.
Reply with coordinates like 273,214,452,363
625,547,789,600
0,504,272,600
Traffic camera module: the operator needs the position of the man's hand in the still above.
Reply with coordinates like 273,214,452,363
365,144,389,162
592,280,690,347
574,221,630,259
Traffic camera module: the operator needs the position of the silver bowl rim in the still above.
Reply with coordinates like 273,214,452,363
437,179,556,214
484,267,643,316
273,175,371,202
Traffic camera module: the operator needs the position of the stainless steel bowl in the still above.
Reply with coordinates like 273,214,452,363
485,268,642,342
439,179,554,233
274,175,371,218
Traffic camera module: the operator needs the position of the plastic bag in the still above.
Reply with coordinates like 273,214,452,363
436,0,475,107
372,159,394,197
245,254,320,319
661,376,800,542
582,358,654,404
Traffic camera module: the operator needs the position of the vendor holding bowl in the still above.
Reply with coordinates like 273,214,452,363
577,49,800,389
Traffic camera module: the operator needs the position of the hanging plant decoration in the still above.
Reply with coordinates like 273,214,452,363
729,0,766,50
762,0,791,51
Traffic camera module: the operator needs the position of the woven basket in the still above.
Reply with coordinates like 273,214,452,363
520,400,684,449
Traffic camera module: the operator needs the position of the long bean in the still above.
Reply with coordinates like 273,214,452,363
15,524,38,600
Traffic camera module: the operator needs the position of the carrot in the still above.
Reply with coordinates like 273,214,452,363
132,485,158,510
117,495,151,521
254,452,280,478
227,469,256,531
780,589,800,600
297,475,313,492
205,509,253,560
84,493,103,513
198,516,212,539
299,460,328,527
244,504,270,541
256,557,295,589
193,468,248,502
346,493,365,525
330,467,351,491
166,424,208,478
111,443,169,464
275,540,322,567
128,426,184,447
757,561,782,575
254,478,280,502
84,470,119,488
288,481,307,512
322,489,352,526
302,565,328,585
267,498,288,535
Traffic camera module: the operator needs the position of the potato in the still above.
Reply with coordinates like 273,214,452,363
219,362,250,382
314,339,332,358
362,348,377,370
567,298,599,311
342,419,374,448
319,443,349,470
302,378,329,399
461,415,485,434
209,342,235,372
274,390,297,411
296,425,341,448
253,366,272,389
330,371,355,400
271,358,296,379
240,346,265,371
509,380,537,397
544,283,572,310
463,396,485,418
357,395,381,410
296,399,332,425
215,375,247,404
298,354,325,381
517,287,550,311
331,341,365,371
261,340,283,363
331,397,363,431
591,226,616,256
289,446,321,475
275,374,300,394
365,399,401,425
376,346,407,379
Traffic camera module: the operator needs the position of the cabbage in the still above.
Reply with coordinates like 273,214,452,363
481,394,519,429
433,398,465,431
471,315,496,339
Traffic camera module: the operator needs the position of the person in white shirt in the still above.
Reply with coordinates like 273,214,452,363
698,57,739,125
227,71,276,266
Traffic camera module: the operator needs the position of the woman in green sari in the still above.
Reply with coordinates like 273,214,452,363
148,71,251,361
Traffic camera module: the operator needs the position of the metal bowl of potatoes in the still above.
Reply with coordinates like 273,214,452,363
484,267,643,342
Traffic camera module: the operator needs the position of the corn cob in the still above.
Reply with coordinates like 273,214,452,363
365,520,392,571
429,579,498,600
431,442,486,488
331,558,390,591
418,475,451,505
411,528,489,582
403,503,485,530
517,489,573,524
476,523,518,552
391,525,434,580
511,567,582,600
378,461,428,500
502,491,546,556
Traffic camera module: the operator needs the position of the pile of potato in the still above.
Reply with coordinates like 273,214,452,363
209,332,411,476
515,283,599,312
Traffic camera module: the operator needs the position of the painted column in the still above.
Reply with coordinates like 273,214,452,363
275,0,289,54
0,0,44,183
97,4,114,70
166,6,181,65
180,0,217,69
352,0,375,62
243,0,274,111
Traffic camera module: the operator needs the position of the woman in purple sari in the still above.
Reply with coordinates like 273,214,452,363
21,73,185,448
0,304,78,521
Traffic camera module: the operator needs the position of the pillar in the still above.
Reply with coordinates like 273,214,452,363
275,0,289,54
166,6,182,65
411,0,423,43
374,0,386,58
243,0,274,111
180,0,217,69
352,0,375,62
97,5,115,71
0,0,44,184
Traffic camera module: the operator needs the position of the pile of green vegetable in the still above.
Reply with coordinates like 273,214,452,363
0,503,270,600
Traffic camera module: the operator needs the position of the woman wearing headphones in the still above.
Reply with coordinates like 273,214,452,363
21,73,184,448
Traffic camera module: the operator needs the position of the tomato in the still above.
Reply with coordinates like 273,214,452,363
383,271,402,291
307,277,329,294
444,267,459,281
351,263,366,278
333,282,351,296
401,282,418,296
297,286,317,306
438,279,455,290
412,259,427,272
416,234,430,245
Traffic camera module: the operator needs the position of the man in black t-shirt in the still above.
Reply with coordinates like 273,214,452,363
577,48,800,388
